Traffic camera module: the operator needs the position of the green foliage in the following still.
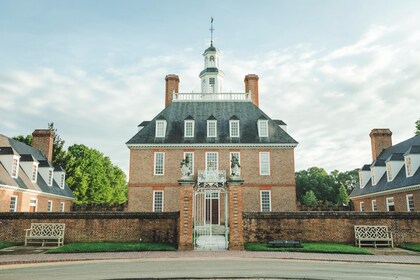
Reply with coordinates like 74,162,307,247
245,242,372,254
399,243,420,252
296,167,359,205
0,241,16,250
47,242,177,253
416,118,420,136
12,135,32,146
336,185,350,206
302,190,318,207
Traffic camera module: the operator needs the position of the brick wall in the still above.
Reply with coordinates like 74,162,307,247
243,212,420,245
0,212,179,244
352,189,420,212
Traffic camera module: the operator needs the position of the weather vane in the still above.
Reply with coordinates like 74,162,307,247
210,17,214,46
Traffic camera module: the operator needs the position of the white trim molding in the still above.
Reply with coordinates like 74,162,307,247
350,184,420,200
0,184,75,201
127,143,298,149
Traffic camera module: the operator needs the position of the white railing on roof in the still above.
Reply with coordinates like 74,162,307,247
173,92,252,102
197,170,226,185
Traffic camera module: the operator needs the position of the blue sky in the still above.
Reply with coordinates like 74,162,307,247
1,0,420,176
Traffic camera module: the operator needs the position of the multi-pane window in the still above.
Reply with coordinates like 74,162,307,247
260,190,271,212
48,169,53,186
153,191,164,212
359,202,365,212
11,158,19,178
259,152,270,175
47,200,53,212
207,120,217,137
184,152,194,174
405,156,412,176
386,163,393,181
406,194,414,212
30,198,38,212
184,120,194,137
371,169,376,186
372,200,377,212
60,174,65,188
154,152,165,175
258,120,268,137
60,202,65,212
155,120,166,138
206,152,218,171
31,164,38,182
386,197,395,212
230,152,241,175
209,77,215,84
229,120,240,137
9,196,18,212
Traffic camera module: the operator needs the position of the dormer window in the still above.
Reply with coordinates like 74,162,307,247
386,162,393,181
207,118,217,137
258,119,268,137
31,164,38,182
60,173,65,189
155,120,166,138
405,156,412,177
184,119,195,138
48,169,53,186
11,157,19,178
230,120,240,138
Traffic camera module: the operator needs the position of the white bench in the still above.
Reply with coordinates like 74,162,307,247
354,225,393,248
24,223,65,247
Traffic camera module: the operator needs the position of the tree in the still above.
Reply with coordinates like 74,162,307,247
416,118,420,136
336,185,350,206
302,190,318,208
12,134,32,146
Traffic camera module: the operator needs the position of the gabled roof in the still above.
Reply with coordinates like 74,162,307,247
20,154,38,162
404,145,420,155
0,146,18,155
126,101,298,146
273,120,286,125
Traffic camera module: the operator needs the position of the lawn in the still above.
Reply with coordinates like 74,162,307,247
0,241,16,250
47,242,177,254
245,242,372,255
399,243,420,252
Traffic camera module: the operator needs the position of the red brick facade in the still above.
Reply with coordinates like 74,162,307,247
352,189,420,212
0,190,72,212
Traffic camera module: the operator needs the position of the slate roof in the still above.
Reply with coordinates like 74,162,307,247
350,135,420,198
126,101,298,146
0,134,74,199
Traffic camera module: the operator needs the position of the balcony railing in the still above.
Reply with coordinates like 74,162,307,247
197,170,227,185
173,92,252,102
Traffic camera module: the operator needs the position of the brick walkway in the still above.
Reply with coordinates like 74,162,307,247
1,251,420,266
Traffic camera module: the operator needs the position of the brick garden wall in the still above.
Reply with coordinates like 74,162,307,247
0,212,179,244
243,212,420,245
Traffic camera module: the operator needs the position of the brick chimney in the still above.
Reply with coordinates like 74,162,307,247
370,128,392,161
165,74,180,107
244,74,259,107
32,129,55,162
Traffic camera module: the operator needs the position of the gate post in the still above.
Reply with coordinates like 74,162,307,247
178,178,195,251
228,178,244,250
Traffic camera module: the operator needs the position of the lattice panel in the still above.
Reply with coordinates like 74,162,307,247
355,226,389,238
30,223,65,237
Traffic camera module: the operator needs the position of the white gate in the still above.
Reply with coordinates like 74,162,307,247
193,170,229,250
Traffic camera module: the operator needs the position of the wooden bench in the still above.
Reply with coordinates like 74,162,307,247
24,223,65,247
268,240,302,248
354,225,393,248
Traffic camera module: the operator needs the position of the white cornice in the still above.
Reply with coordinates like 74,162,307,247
126,143,298,149
350,184,420,199
0,184,74,201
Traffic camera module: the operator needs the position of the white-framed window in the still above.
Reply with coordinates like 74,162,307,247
371,169,376,186
207,120,217,137
260,190,271,212
60,173,65,189
9,195,18,212
47,200,53,212
406,194,414,212
30,198,38,212
405,156,412,177
60,202,65,212
48,169,53,186
154,152,165,175
184,120,194,137
372,200,377,212
386,162,393,181
386,197,395,212
258,120,269,137
31,164,38,182
153,190,164,212
229,120,240,137
206,152,218,171
230,152,241,175
155,120,166,138
11,157,19,178
259,152,270,175
209,77,215,84
184,152,194,175
359,201,365,212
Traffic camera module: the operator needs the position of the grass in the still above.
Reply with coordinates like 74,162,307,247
245,242,373,255
0,241,16,250
47,242,177,254
399,243,420,252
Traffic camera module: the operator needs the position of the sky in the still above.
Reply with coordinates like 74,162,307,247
1,0,420,177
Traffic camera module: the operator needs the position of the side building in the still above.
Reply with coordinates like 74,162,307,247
0,129,74,212
350,129,419,212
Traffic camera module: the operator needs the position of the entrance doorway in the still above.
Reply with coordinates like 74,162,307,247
205,192,219,225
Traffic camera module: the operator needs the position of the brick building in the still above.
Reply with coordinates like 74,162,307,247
126,37,298,250
0,129,74,212
350,129,420,212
